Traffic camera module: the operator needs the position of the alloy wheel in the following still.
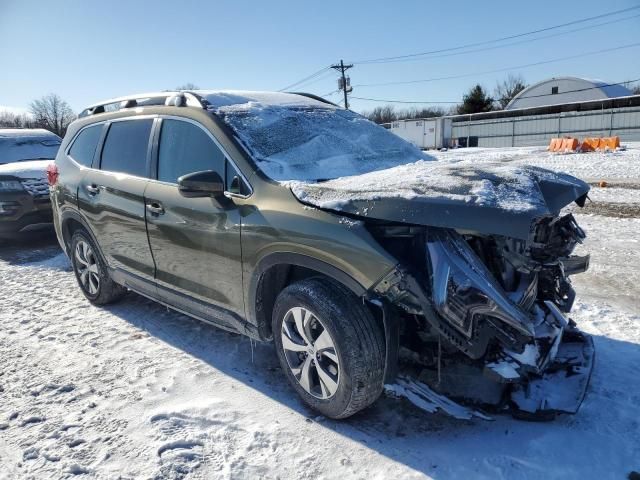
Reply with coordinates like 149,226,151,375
75,240,100,295
281,306,340,399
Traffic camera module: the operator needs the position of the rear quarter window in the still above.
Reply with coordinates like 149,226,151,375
68,125,103,167
100,119,153,177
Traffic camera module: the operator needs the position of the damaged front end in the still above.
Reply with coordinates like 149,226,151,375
369,213,594,419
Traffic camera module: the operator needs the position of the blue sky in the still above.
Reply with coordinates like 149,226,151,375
1,0,638,114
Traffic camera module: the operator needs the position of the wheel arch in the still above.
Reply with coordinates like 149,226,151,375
248,253,368,341
60,210,101,258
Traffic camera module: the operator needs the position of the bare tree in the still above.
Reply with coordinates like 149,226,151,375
0,111,36,129
363,105,445,124
29,94,76,137
632,83,640,95
396,106,445,120
494,74,527,109
363,105,398,124
175,83,200,90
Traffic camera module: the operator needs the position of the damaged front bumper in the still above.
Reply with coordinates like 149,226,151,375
486,319,595,418
510,326,594,417
371,219,594,419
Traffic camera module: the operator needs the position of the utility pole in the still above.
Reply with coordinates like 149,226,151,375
331,60,353,109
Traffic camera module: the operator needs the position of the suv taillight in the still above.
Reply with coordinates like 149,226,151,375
47,163,59,186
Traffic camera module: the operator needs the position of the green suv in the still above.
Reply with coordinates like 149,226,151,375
51,91,594,419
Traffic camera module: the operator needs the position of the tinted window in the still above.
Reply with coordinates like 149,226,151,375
69,125,102,167
157,119,224,183
100,119,153,177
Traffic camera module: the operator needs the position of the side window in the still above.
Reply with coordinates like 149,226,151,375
100,119,153,177
157,119,225,183
225,159,250,196
69,124,103,167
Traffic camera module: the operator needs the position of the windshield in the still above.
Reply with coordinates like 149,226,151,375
214,104,431,182
0,133,61,165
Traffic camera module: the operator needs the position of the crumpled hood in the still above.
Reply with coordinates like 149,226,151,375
0,160,52,180
289,160,590,240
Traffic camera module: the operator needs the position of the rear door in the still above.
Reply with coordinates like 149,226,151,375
79,117,156,286
144,117,246,324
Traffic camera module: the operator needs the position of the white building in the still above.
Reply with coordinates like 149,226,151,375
505,76,632,110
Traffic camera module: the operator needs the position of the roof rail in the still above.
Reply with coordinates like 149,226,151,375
78,91,206,118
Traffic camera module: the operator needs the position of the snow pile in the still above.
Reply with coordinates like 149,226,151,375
201,90,431,181
0,129,61,165
289,160,583,213
429,143,640,182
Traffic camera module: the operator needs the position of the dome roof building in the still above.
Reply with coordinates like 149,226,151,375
505,76,632,110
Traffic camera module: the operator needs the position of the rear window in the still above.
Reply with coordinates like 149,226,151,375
100,120,153,177
69,125,103,167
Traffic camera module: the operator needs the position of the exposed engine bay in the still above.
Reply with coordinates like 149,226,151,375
368,212,594,419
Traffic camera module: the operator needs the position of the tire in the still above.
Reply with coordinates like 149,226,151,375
70,230,126,305
272,278,385,419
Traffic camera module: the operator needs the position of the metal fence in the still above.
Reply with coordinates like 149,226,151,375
451,105,640,148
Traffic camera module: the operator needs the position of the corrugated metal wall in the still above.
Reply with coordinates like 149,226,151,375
451,106,640,148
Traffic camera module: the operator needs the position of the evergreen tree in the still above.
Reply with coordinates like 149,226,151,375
456,85,494,114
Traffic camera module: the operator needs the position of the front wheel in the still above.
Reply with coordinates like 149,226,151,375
272,278,385,419
70,230,126,305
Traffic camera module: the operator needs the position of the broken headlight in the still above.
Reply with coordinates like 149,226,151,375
427,229,535,343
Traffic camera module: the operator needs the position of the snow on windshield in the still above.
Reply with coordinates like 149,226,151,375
0,129,61,165
204,92,432,181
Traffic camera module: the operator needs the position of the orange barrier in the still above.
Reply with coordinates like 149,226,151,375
561,137,579,151
548,137,579,152
599,136,620,150
579,136,620,151
550,136,621,153
548,138,561,151
580,137,600,151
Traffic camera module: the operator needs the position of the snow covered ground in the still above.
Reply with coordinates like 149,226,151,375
1,145,640,479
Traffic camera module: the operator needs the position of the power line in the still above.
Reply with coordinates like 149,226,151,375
351,96,459,104
320,89,341,98
355,13,640,65
348,78,640,105
278,66,331,92
354,42,640,88
351,5,640,64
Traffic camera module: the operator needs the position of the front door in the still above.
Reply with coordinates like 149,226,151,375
79,118,156,283
144,118,244,324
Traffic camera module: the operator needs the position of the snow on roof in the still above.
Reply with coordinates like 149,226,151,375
196,90,333,110
506,76,633,109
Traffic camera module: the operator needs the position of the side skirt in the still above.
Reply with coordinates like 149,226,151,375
109,267,261,340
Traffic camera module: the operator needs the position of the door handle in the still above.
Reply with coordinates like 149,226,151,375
86,184,100,195
146,202,165,215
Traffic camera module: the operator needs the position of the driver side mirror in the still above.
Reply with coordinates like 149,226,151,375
178,170,224,198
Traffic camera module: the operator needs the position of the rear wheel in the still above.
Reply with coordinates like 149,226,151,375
70,230,126,305
273,278,385,419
